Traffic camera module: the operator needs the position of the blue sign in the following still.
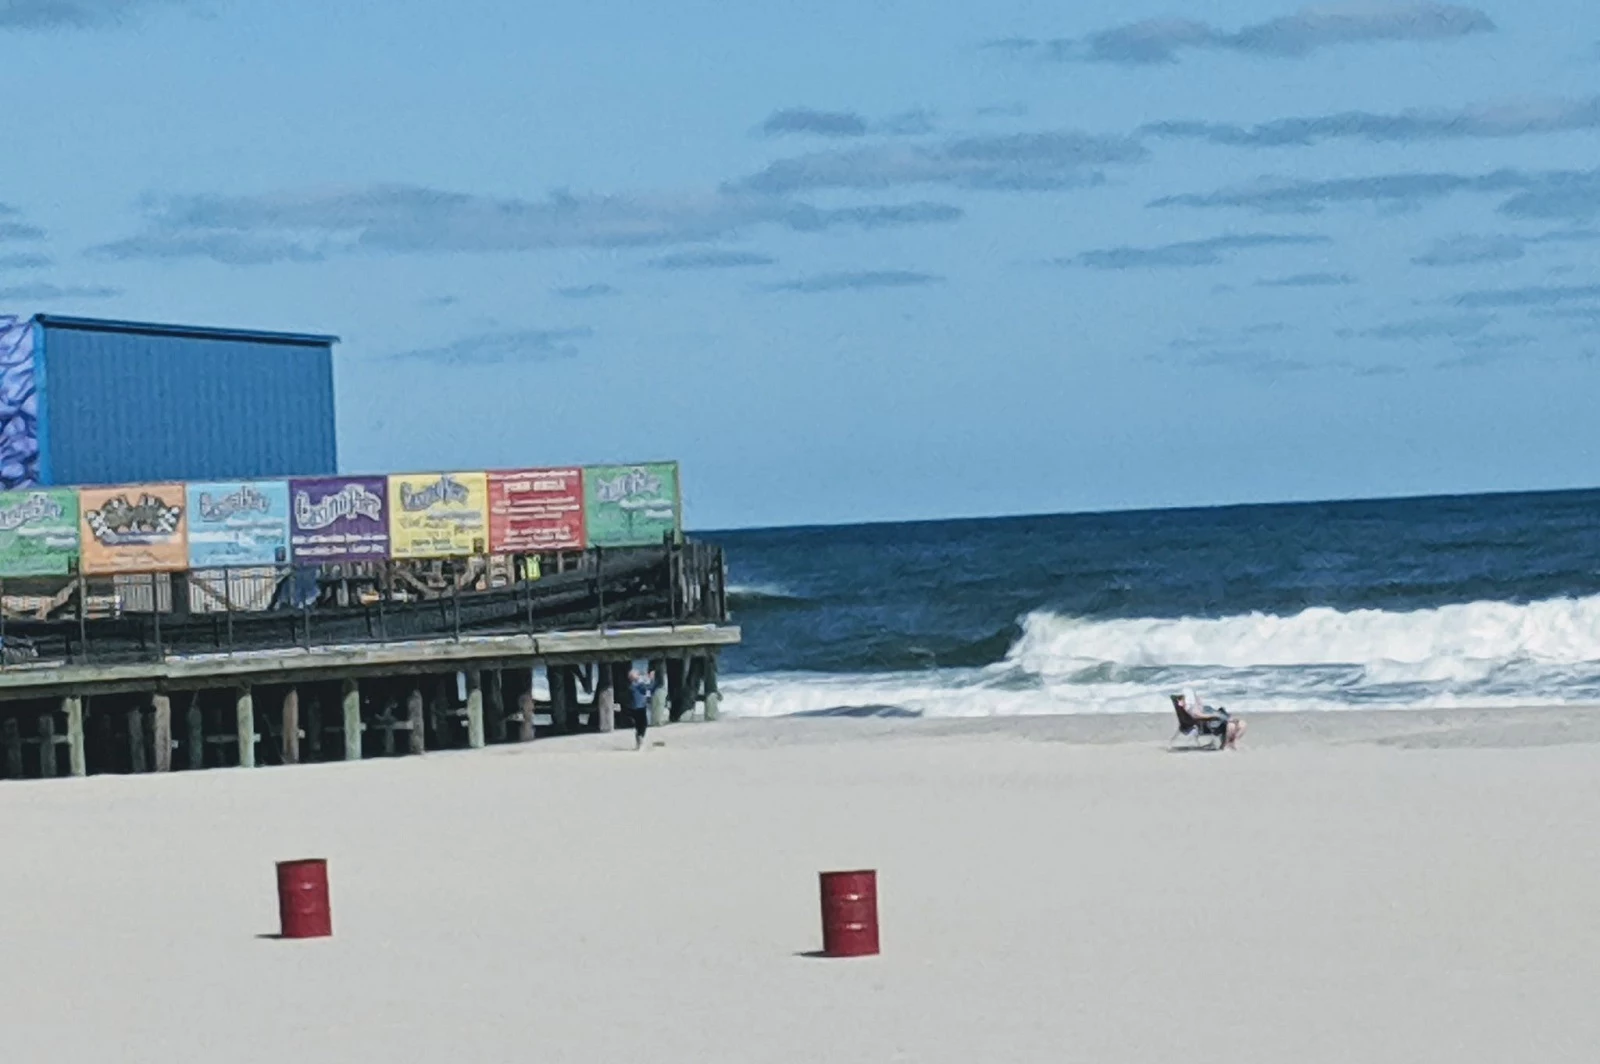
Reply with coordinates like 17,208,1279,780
186,480,291,568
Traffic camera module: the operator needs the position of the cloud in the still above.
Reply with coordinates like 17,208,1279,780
1144,96,1600,147
1065,232,1330,270
1359,314,1493,340
553,283,620,299
1412,234,1525,266
91,231,326,265
792,202,964,230
765,270,941,294
0,0,181,30
0,210,45,240
1256,271,1355,287
94,183,968,265
648,249,775,270
759,107,935,138
737,130,1146,194
996,4,1493,65
0,282,120,300
1152,166,1600,220
0,252,50,270
1452,283,1600,308
1186,349,1312,373
390,328,591,366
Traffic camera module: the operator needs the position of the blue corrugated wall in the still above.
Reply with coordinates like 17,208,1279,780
39,324,337,486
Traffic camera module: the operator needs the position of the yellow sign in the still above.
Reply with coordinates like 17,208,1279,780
386,472,489,558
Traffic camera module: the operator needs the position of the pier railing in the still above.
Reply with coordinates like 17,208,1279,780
0,538,729,667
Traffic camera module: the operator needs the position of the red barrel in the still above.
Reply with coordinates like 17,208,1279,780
276,858,332,939
819,869,879,957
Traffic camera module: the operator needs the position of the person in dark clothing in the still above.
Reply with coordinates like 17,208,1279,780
628,668,659,750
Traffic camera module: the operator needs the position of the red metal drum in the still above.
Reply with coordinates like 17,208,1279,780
819,869,879,957
276,858,332,939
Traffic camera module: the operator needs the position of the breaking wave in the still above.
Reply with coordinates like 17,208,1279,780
720,594,1600,718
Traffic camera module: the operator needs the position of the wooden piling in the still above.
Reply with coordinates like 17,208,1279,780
518,688,535,742
281,687,300,765
595,665,616,733
649,658,669,728
236,687,255,768
342,678,361,761
485,670,506,744
465,669,485,749
703,653,721,721
151,694,172,772
407,687,426,755
550,666,571,733
65,696,86,776
126,705,146,774
306,697,323,762
3,715,21,778
186,696,204,770
39,710,57,777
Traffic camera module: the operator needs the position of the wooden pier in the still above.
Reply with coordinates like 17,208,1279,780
0,540,736,781
0,625,737,779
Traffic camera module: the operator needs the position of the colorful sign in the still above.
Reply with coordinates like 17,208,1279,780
78,484,188,574
488,467,585,553
583,462,681,547
387,472,488,558
185,480,290,569
289,476,390,563
0,488,78,577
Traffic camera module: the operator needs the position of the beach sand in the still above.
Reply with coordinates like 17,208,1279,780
5,707,1600,1062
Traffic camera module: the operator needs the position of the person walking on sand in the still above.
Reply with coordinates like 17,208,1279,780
628,667,659,750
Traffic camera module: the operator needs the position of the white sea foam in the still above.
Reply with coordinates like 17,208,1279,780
720,594,1600,718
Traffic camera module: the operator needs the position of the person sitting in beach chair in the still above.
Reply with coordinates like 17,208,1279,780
1169,689,1244,750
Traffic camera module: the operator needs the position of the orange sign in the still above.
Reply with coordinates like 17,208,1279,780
78,484,189,574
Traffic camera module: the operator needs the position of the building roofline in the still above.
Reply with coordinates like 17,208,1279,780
34,314,339,347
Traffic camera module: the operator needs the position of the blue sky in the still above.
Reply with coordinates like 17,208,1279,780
3,0,1599,528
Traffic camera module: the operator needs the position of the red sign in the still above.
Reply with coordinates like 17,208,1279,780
488,467,585,553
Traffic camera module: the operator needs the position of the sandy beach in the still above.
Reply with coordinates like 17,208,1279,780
5,707,1600,1063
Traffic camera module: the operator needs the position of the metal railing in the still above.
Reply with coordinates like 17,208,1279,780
0,538,729,668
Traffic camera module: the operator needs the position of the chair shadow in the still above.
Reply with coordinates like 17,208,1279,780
793,950,831,959
255,933,285,940
1164,745,1222,755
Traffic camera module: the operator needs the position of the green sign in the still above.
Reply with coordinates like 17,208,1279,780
583,462,681,547
0,488,79,577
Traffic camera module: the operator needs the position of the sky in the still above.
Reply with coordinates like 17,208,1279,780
3,0,1599,529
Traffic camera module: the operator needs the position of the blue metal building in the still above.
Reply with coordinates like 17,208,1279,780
0,313,338,489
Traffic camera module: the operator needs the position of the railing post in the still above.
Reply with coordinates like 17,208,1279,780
594,546,605,629
452,561,463,641
223,565,233,653
151,574,163,662
76,571,88,663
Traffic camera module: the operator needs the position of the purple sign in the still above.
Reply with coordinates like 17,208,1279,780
289,476,389,563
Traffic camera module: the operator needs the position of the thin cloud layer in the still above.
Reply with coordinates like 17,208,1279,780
0,282,120,300
390,328,592,365
1256,272,1355,287
0,203,45,242
648,249,775,270
94,184,969,264
553,283,620,299
0,0,180,29
1151,166,1600,221
737,130,1146,194
760,107,935,138
1067,233,1330,270
1145,96,1600,147
766,270,941,294
0,252,50,270
995,3,1493,65
1453,283,1600,309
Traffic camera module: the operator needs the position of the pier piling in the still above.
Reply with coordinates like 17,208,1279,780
703,654,720,721
595,665,615,732
126,704,146,774
3,716,20,777
65,696,86,776
550,666,571,734
281,688,299,765
151,694,172,772
649,658,668,728
407,687,426,755
485,670,506,744
186,696,204,770
39,710,58,777
236,688,256,768
465,670,485,749
341,679,361,761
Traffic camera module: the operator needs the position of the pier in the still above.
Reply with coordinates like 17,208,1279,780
0,542,737,779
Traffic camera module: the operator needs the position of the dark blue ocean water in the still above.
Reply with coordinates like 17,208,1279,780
704,489,1600,717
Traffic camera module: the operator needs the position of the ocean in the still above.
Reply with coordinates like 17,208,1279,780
706,488,1600,718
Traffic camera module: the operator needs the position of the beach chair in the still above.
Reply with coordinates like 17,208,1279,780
1169,695,1224,750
